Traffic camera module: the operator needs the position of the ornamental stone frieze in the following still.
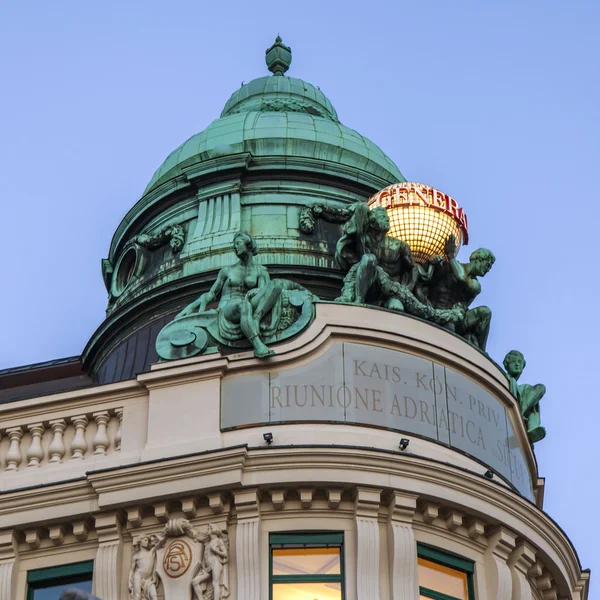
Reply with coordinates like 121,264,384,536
0,478,586,599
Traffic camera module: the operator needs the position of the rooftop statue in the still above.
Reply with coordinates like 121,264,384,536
503,350,547,444
330,202,463,325
156,232,315,360
426,235,495,351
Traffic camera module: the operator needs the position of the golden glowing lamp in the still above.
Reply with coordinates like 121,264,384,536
367,182,469,263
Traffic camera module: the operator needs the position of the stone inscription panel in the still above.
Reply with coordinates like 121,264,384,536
506,413,535,499
343,343,439,441
220,342,533,500
269,344,345,423
442,368,511,483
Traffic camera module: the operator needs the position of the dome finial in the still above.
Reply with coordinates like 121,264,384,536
266,35,292,76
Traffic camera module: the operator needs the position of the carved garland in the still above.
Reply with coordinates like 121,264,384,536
135,223,186,253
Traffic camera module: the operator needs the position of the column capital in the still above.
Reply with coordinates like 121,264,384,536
0,530,19,600
0,530,19,561
94,511,124,544
234,488,260,520
509,541,537,573
487,526,517,561
388,491,417,524
355,487,382,519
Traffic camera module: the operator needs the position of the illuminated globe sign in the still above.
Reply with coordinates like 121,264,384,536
368,182,469,263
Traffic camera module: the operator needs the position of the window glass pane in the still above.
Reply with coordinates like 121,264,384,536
273,547,341,576
418,557,468,599
32,581,93,600
273,581,342,600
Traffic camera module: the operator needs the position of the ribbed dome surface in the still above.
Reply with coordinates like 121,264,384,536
145,109,404,193
221,76,338,121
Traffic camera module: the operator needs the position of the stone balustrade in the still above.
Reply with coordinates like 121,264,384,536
0,408,123,472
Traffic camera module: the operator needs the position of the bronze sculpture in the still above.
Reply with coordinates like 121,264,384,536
503,350,546,444
156,232,315,360
426,235,495,351
333,203,463,326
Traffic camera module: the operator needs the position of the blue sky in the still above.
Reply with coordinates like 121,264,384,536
1,0,598,590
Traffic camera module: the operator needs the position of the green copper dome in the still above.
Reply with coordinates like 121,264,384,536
221,76,338,121
144,40,404,194
91,38,407,385
145,107,404,193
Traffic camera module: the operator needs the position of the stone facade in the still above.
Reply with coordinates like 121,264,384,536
0,306,589,599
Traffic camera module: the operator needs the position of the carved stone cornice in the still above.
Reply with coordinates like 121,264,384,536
0,479,96,530
0,441,585,598
87,445,249,505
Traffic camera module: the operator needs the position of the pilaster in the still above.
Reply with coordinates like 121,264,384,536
355,487,382,600
387,491,419,600
484,526,517,600
93,511,123,600
234,489,261,600
508,541,537,600
0,530,18,600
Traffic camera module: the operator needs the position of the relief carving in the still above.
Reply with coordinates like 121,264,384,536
135,223,186,253
129,520,229,600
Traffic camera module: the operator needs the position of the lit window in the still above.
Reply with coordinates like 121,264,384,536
270,532,345,600
418,545,475,600
27,561,94,600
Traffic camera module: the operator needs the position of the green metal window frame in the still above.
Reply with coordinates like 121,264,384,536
27,560,94,600
269,532,345,600
418,544,476,600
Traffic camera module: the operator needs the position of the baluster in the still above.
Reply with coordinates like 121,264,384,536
114,408,123,451
5,427,24,471
70,415,88,460
48,419,67,464
26,423,44,467
92,411,110,455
